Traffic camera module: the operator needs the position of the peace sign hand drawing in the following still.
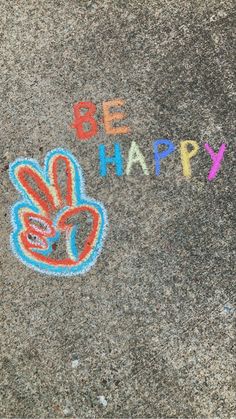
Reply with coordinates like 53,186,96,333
9,149,107,275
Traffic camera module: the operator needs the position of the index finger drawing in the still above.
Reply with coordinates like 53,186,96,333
45,148,85,208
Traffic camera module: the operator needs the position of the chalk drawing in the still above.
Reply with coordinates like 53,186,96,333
72,99,130,140
180,140,199,178
99,143,123,176
72,101,98,140
102,99,130,135
126,141,149,175
9,149,107,276
153,139,175,176
204,143,227,180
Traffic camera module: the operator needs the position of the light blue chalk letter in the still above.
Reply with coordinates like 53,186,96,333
99,143,123,176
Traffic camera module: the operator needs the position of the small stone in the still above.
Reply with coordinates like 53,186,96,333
98,395,108,407
71,358,79,368
63,407,71,416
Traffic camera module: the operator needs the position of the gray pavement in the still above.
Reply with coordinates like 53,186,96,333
0,1,235,417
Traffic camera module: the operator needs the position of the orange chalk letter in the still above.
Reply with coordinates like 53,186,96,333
103,99,130,135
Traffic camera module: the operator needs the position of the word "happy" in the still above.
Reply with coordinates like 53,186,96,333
98,140,227,180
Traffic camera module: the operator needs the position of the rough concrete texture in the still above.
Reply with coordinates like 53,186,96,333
0,0,235,417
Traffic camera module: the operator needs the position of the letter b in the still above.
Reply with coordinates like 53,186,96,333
72,101,98,140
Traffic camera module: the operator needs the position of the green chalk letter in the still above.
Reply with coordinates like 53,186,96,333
126,141,149,175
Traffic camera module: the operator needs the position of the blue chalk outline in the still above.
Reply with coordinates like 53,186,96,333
9,148,108,276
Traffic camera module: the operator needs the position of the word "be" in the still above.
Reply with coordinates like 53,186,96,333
71,99,130,140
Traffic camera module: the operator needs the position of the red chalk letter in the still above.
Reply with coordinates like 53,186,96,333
72,101,98,140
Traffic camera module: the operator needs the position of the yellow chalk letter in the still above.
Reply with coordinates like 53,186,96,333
180,140,199,178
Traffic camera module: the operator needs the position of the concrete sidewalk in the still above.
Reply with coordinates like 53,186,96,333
0,1,235,417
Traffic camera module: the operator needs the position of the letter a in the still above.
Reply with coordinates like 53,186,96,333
126,141,149,175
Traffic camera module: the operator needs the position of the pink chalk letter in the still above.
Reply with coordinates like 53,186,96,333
204,143,227,181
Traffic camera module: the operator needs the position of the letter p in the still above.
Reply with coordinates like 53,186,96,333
180,140,199,178
153,139,175,175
